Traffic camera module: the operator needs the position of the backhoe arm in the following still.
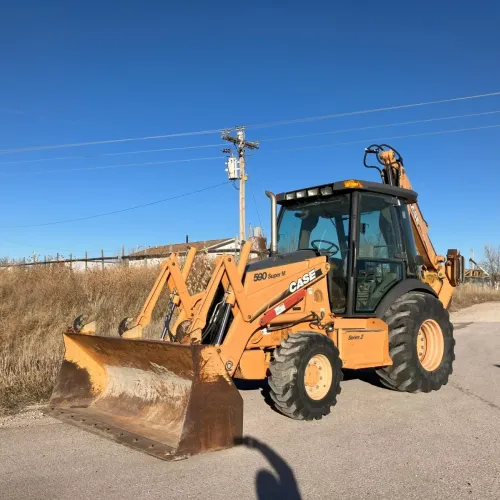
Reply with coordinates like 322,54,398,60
364,145,464,307
378,149,444,271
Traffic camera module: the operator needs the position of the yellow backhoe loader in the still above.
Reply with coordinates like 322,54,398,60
46,144,464,460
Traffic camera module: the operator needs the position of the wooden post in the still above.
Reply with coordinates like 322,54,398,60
101,249,104,271
121,245,126,267
85,251,88,271
33,252,37,266
69,253,73,271
44,255,47,267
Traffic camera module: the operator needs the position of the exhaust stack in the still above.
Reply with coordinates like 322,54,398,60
265,191,278,255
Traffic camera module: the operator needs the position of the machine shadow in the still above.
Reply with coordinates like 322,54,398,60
234,379,286,415
234,379,267,391
235,436,302,500
235,369,388,412
341,368,387,389
234,379,270,402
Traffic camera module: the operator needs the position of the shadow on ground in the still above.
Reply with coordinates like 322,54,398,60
454,322,473,330
341,368,387,389
234,379,283,414
236,436,302,500
235,369,388,418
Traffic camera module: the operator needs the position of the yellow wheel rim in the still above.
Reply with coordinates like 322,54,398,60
304,354,332,400
417,319,444,371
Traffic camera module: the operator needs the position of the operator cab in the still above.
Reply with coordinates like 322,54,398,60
274,179,421,316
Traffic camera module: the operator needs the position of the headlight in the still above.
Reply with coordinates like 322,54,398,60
320,186,333,196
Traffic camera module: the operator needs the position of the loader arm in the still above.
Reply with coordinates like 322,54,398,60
368,145,463,306
121,247,197,339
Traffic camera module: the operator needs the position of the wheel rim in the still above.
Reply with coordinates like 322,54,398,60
304,354,333,400
417,319,444,371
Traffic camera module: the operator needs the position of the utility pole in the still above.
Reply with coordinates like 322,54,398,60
222,126,259,243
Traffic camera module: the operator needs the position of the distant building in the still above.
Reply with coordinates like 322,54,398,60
127,235,267,267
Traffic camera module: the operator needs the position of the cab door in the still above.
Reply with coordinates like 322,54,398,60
350,192,406,315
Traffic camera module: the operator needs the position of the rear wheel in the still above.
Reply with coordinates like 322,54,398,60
268,332,343,420
376,292,455,392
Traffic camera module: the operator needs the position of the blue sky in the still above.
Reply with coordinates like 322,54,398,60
0,0,499,261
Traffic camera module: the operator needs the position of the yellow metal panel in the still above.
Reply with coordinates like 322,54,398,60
234,350,268,380
336,318,391,369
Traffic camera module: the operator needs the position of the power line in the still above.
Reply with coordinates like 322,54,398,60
0,128,223,155
6,109,498,167
0,238,113,254
251,189,263,229
259,110,500,143
1,90,499,155
3,155,225,176
248,91,500,130
0,181,230,228
0,143,225,166
4,122,499,178
244,155,263,230
0,237,74,253
270,123,500,153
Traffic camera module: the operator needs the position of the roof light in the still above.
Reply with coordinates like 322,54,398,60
320,186,333,196
285,192,296,200
296,190,306,199
344,180,363,188
307,188,319,197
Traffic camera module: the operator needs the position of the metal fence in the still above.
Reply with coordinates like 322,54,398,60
0,246,262,271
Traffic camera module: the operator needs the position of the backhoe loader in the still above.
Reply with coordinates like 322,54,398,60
46,144,464,460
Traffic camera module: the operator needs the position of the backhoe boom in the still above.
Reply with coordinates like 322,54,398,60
365,144,464,306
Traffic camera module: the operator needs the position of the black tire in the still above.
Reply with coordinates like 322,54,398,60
268,332,343,420
376,291,455,393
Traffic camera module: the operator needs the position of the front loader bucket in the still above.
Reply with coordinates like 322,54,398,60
45,333,243,461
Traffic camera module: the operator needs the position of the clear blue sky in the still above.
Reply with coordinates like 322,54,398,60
0,0,499,261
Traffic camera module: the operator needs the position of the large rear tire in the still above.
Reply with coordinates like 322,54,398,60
268,332,343,420
376,292,455,392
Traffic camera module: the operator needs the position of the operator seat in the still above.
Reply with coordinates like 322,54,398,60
327,255,348,313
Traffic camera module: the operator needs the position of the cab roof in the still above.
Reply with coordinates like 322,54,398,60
276,179,418,205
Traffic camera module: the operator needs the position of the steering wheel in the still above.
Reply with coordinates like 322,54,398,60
310,240,340,255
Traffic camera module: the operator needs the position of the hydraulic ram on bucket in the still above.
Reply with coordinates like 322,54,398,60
45,333,243,460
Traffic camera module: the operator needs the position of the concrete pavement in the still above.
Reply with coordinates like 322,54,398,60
1,304,499,499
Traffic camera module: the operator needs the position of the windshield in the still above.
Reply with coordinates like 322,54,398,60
277,194,351,257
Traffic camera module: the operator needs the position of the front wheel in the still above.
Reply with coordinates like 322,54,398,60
376,292,455,393
268,332,343,420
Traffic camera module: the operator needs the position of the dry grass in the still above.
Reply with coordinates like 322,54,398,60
449,283,500,311
0,257,213,414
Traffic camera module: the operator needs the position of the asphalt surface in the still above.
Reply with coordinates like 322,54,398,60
1,304,499,500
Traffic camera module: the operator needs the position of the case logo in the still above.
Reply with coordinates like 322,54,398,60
289,269,318,293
